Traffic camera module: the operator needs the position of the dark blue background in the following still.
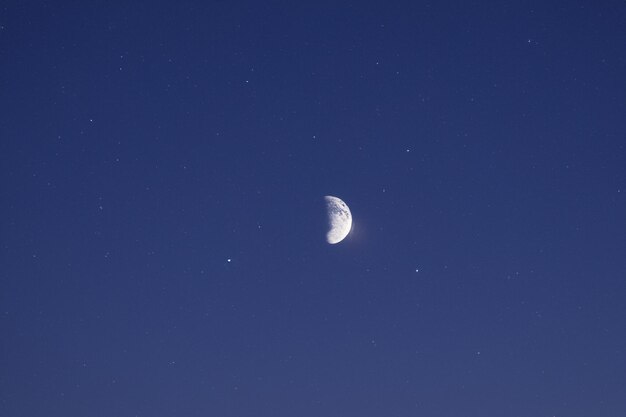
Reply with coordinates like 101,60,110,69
1,1,625,416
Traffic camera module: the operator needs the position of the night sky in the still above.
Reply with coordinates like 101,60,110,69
2,2,626,416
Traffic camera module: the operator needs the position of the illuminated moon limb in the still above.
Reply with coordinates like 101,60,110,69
325,195,352,244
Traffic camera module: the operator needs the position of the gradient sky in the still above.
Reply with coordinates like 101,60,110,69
1,1,626,416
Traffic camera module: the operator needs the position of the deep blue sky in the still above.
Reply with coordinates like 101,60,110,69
1,1,625,416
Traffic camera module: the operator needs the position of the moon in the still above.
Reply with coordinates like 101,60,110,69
325,195,352,244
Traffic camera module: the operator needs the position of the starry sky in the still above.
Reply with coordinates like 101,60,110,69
1,1,626,416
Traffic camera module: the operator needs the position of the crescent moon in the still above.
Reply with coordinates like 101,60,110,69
325,195,352,244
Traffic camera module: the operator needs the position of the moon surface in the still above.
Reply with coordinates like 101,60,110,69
325,195,352,244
